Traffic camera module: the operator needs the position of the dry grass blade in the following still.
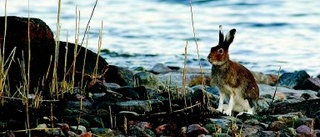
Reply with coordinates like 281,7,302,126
80,0,99,46
182,41,188,108
188,0,208,106
269,66,281,114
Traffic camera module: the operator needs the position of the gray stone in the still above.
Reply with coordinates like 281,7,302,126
103,82,121,90
255,131,278,137
70,125,87,134
157,72,210,87
187,124,209,137
258,84,318,101
116,99,163,113
206,118,235,133
242,124,264,136
279,70,310,89
134,71,164,89
105,65,134,86
151,63,172,74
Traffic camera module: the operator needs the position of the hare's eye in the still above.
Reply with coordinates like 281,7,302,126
218,48,224,54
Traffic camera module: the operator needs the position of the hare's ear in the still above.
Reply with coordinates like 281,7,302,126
224,28,236,46
218,25,224,45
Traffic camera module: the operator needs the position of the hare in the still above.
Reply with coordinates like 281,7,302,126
207,25,259,116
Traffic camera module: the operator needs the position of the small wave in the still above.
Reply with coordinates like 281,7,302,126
235,22,290,28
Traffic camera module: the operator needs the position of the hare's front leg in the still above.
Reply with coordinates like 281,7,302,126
217,92,225,112
224,92,234,116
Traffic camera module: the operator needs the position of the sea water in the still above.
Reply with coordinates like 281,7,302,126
1,0,319,75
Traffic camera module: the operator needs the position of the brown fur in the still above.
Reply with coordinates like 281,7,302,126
208,26,259,115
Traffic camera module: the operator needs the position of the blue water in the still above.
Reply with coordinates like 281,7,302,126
1,0,320,75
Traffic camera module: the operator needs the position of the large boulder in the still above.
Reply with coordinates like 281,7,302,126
0,16,108,96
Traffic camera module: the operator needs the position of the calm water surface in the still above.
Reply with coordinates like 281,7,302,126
1,0,320,75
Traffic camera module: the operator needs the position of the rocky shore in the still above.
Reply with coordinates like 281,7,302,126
1,16,320,137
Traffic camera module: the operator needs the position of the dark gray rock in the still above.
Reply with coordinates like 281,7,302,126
63,116,90,128
114,86,148,100
104,65,134,87
186,124,209,137
279,70,310,89
255,131,278,137
0,16,108,97
103,82,121,90
301,77,320,91
115,99,163,113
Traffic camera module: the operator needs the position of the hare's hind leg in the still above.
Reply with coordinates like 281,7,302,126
217,91,225,112
236,99,255,117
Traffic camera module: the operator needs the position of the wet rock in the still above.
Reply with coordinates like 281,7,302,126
59,41,108,83
186,124,209,137
66,100,93,109
150,63,172,74
279,70,310,89
90,93,106,101
103,82,121,90
114,86,148,100
134,71,164,89
301,77,320,91
104,65,134,86
116,99,163,113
